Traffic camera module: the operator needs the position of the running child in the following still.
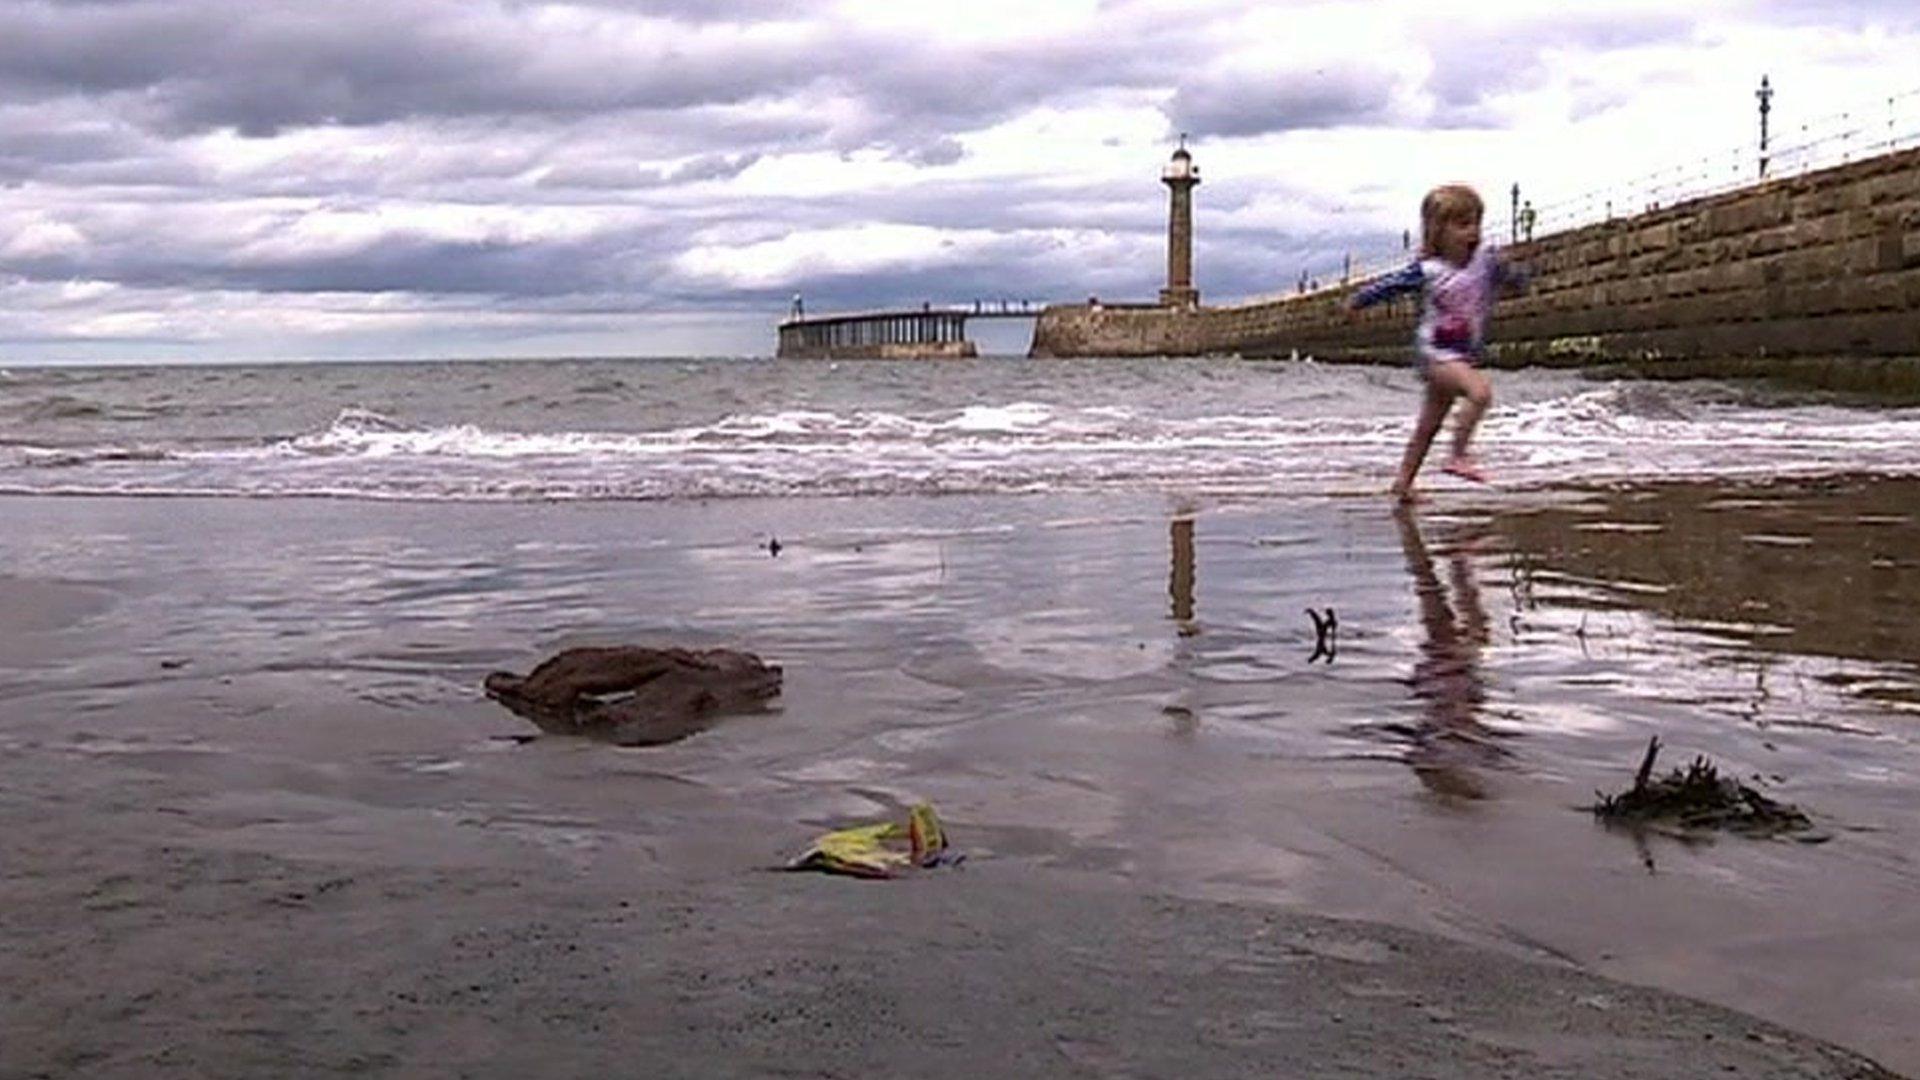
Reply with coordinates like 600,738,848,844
1348,184,1526,503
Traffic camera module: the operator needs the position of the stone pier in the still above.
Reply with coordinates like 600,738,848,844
1032,144,1920,373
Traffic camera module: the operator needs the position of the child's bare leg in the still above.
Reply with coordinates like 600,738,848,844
1394,380,1454,501
1427,361,1492,480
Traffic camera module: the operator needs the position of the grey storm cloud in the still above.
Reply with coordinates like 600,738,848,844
814,174,1165,236
221,236,649,297
668,152,762,183
537,152,762,191
1420,9,1699,114
0,2,822,135
0,1,1196,144
10,223,677,298
891,138,967,168
1166,65,1400,138
0,120,150,181
573,0,792,20
1760,1,1920,30
0,97,205,188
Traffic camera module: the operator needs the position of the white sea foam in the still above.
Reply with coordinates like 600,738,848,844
945,402,1053,432
6,367,1920,501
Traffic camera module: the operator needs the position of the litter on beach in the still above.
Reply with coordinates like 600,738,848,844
785,802,964,878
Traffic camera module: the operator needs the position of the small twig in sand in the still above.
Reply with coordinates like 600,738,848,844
1633,735,1661,794
1306,607,1338,664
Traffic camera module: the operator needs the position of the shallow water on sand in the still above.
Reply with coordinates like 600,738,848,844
1,479,1917,1071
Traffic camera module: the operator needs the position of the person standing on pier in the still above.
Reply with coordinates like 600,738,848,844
1348,184,1526,503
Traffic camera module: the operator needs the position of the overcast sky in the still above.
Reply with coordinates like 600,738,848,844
1,0,1916,362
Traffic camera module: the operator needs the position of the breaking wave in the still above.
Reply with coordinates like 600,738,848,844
4,371,1920,502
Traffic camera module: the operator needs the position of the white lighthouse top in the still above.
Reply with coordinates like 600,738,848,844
1162,146,1198,182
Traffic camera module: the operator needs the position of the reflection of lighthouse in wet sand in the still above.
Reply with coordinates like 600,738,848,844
1159,138,1200,308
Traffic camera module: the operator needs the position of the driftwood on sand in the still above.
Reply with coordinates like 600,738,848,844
484,646,782,746
1591,735,1817,839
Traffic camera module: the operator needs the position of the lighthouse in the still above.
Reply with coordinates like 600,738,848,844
1159,139,1200,308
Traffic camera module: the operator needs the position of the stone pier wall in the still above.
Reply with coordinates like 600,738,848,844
1031,145,1920,366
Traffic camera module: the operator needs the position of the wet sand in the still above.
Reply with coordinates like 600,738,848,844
0,805,1897,1079
1,482,1915,1077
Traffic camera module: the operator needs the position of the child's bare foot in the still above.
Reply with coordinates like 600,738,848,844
1441,456,1488,483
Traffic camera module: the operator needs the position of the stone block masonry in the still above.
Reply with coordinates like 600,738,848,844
1031,146,1920,368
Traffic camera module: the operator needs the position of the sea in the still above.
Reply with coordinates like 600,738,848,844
4,355,1920,500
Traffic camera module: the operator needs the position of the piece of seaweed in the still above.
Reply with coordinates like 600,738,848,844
1591,736,1815,838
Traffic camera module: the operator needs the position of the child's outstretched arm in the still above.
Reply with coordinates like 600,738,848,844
1348,261,1425,310
1492,250,1532,297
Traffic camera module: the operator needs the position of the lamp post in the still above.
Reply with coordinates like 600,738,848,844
1756,75,1773,178
1509,183,1520,242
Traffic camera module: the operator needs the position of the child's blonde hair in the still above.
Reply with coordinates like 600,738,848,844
1420,184,1484,257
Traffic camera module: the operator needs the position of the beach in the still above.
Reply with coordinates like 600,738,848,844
2,476,1916,1077
8,1,1920,1071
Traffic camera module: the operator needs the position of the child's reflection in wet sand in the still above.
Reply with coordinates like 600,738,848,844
1394,504,1507,802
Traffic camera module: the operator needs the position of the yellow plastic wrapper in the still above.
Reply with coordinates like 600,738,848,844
785,802,960,878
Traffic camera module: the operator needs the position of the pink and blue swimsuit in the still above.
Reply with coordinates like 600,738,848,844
1350,245,1524,371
